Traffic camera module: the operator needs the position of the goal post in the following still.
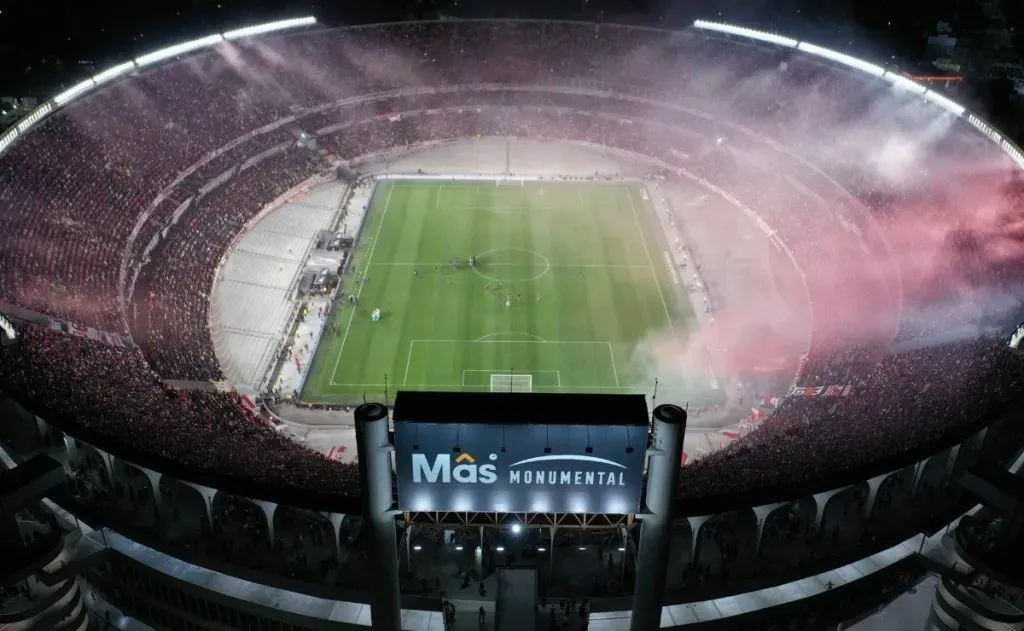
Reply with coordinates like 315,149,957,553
490,373,533,392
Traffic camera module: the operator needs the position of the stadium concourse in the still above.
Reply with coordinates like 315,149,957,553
1,16,1024,631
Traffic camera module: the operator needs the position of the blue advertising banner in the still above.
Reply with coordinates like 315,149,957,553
394,421,648,514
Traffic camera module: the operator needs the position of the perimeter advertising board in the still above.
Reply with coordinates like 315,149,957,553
394,422,648,514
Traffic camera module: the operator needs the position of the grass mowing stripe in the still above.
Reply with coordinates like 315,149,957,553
301,179,710,405
328,182,395,385
624,186,679,342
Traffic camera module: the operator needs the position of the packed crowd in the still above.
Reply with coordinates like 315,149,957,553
131,148,324,379
0,20,988,329
0,325,361,496
0,21,1020,507
2,316,1020,506
679,335,1024,497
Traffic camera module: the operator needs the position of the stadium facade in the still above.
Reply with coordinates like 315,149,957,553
1,17,1024,631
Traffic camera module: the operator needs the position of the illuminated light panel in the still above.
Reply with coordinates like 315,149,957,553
16,102,53,132
884,71,927,95
223,16,317,40
93,61,137,85
53,79,96,105
135,34,224,67
0,129,17,154
699,19,1013,169
693,20,797,48
923,89,966,116
797,41,885,76
968,114,1002,144
1002,141,1024,169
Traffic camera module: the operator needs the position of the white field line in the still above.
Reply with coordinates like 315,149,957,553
623,187,679,342
408,339,609,344
330,383,687,392
402,340,416,386
441,205,591,212
462,369,560,387
328,184,395,385
606,342,620,387
409,339,615,389
462,369,562,373
368,261,649,269
435,184,442,208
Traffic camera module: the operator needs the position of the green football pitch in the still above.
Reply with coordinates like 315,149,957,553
301,179,720,406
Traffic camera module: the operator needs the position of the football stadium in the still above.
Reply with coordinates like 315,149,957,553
1,16,1024,631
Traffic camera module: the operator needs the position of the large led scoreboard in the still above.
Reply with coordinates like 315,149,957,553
391,391,650,514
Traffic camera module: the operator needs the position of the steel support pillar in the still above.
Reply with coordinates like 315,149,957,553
630,404,686,631
355,403,401,631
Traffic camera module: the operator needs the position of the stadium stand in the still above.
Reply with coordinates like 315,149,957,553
0,18,1023,630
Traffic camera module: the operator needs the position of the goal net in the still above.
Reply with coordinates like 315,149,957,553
490,373,533,392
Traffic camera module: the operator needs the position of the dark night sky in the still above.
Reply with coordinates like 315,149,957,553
0,0,954,95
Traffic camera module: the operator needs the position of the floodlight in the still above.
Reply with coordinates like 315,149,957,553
223,16,316,40
693,20,797,48
135,34,224,67
93,61,136,85
53,80,96,105
16,102,54,132
967,114,1001,144
923,90,966,116
0,129,17,155
884,71,926,95
797,41,884,77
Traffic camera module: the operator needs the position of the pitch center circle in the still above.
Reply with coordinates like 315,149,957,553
472,248,551,283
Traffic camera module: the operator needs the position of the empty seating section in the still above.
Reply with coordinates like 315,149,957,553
131,150,323,380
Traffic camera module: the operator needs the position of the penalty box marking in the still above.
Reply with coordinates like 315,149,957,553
433,181,594,213
462,369,562,387
402,339,619,387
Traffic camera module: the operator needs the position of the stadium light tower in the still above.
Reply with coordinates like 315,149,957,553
630,404,686,631
355,403,401,631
